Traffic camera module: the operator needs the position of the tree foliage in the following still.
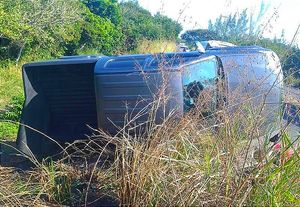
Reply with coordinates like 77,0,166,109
0,0,83,61
182,8,263,45
74,8,124,55
82,0,122,26
208,10,249,41
0,0,182,62
120,1,182,50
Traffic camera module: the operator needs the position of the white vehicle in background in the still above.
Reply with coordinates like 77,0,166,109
177,43,190,52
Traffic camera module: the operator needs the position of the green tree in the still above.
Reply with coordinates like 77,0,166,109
154,13,182,40
120,1,182,50
207,9,250,42
82,0,122,26
0,0,183,60
0,0,83,61
74,8,124,55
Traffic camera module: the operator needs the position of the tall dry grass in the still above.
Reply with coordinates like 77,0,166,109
60,58,298,206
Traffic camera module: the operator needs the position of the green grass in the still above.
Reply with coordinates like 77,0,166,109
0,63,24,140
0,63,23,108
249,134,300,206
0,122,19,140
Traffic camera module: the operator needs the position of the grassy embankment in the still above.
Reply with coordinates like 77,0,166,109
0,41,299,206
0,63,23,140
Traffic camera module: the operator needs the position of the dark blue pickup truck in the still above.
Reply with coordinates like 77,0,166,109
17,46,283,156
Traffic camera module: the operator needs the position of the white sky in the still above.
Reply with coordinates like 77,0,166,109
138,0,300,46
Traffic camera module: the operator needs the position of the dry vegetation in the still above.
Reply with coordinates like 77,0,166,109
133,39,177,54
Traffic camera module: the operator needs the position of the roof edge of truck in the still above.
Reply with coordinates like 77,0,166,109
94,51,210,74
22,56,102,68
206,45,271,54
22,51,204,68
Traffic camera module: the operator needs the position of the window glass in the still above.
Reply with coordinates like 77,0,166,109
183,58,218,113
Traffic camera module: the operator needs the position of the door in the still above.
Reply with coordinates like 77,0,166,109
182,56,224,117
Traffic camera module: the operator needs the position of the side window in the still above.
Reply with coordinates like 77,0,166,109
183,58,218,113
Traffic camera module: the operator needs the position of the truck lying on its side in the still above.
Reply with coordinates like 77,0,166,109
17,45,283,156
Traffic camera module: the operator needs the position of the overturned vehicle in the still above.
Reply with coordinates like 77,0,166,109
17,45,283,156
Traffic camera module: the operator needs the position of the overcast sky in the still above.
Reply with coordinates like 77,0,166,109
137,0,300,46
